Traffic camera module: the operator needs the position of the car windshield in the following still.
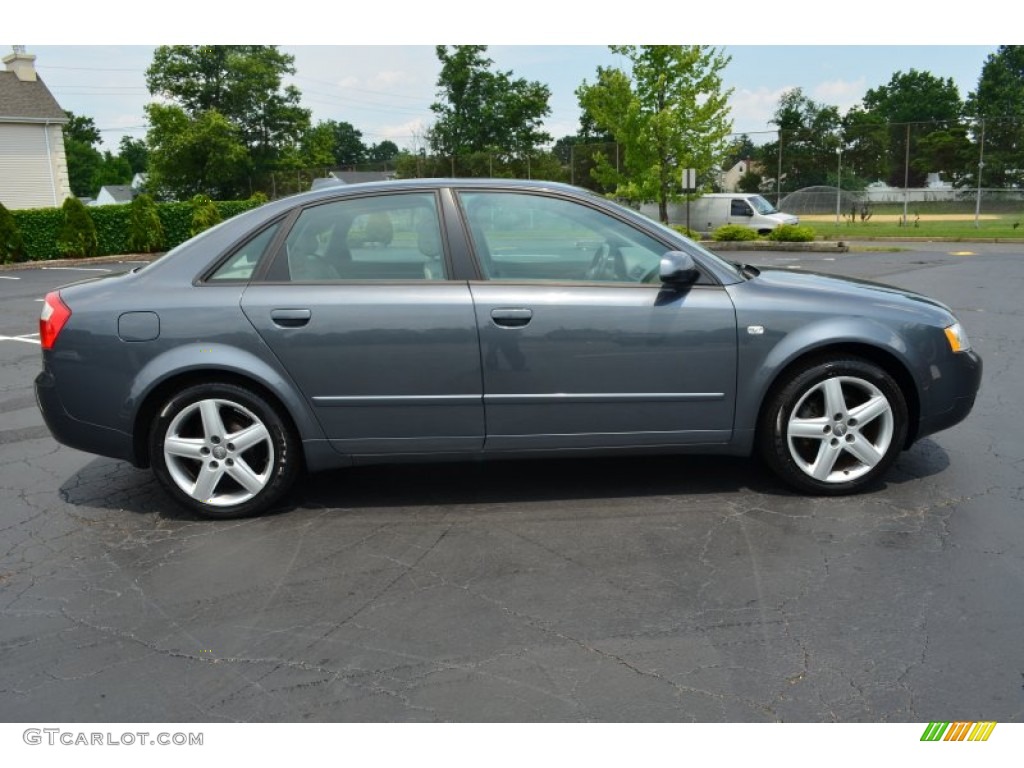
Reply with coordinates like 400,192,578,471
748,195,778,215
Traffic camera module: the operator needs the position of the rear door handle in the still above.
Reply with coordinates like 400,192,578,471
270,308,312,328
490,308,533,328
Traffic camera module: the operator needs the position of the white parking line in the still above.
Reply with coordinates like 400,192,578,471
0,334,41,345
40,266,112,272
0,276,20,280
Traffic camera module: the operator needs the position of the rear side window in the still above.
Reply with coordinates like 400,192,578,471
207,222,281,282
273,193,447,282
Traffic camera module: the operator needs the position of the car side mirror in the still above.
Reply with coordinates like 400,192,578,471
659,251,700,286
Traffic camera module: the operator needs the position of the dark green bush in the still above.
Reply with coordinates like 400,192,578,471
768,224,816,242
8,197,264,261
87,204,133,256
712,224,759,242
190,195,222,237
0,202,26,263
128,194,165,253
671,225,702,240
56,197,99,258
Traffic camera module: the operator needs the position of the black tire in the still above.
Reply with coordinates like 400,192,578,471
758,356,908,495
149,382,300,519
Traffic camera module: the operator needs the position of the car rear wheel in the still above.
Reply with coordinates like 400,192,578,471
759,357,908,495
150,383,300,518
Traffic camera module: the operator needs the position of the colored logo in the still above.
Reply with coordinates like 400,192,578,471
921,722,997,742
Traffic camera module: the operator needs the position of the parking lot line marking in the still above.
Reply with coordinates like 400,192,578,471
0,334,41,345
40,266,112,272
0,276,20,280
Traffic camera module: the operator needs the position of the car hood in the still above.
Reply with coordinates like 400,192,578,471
746,265,954,316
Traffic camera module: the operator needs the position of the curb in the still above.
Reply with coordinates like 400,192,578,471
0,253,164,272
702,240,850,253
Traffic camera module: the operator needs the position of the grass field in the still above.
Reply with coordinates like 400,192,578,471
799,212,1024,240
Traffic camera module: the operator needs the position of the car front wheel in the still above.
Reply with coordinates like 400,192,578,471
150,383,300,518
759,357,909,495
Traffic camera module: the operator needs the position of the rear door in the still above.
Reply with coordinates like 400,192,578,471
241,191,484,455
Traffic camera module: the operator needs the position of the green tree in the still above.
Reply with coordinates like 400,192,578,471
861,69,964,187
189,194,222,237
62,111,104,197
757,88,841,196
367,140,399,166
327,120,367,166
145,46,310,198
296,121,338,169
578,45,733,223
0,202,26,263
145,104,251,199
118,136,149,175
56,197,99,258
428,46,552,167
723,133,757,170
967,46,1024,188
92,151,133,191
127,193,165,253
841,106,888,184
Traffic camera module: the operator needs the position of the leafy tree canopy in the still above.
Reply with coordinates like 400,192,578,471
144,46,310,198
428,45,552,162
578,45,733,223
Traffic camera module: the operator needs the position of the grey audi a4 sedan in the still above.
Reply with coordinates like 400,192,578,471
36,179,982,518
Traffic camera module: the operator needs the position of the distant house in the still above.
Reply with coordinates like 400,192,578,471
0,47,71,210
93,185,136,205
721,159,764,192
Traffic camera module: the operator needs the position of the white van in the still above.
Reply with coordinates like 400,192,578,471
643,194,799,235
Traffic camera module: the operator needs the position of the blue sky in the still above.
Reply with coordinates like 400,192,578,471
6,5,1001,151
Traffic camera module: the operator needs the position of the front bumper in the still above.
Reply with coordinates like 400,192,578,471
915,349,983,441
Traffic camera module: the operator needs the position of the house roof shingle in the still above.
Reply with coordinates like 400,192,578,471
0,72,67,122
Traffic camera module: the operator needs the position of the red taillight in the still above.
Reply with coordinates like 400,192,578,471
40,292,71,350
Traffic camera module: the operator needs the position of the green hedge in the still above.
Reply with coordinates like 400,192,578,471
712,224,760,242
767,224,816,242
10,198,264,261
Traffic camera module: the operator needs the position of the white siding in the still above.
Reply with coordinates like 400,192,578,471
0,122,71,210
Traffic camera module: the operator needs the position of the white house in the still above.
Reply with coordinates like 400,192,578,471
0,47,71,210
93,185,136,205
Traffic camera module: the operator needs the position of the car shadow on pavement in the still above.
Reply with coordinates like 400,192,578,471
56,440,950,519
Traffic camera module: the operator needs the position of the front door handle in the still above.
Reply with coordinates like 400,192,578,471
270,308,312,328
490,308,533,328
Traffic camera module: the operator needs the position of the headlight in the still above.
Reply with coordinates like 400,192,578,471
944,322,971,353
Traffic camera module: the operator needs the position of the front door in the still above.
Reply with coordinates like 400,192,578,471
457,190,738,452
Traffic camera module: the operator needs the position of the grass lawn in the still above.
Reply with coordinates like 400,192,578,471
800,213,1024,240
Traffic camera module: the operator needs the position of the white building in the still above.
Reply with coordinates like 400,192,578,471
0,47,71,210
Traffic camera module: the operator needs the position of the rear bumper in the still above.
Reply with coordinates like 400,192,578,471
35,370,136,464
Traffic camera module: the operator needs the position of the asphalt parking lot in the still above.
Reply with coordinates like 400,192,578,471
0,244,1021,722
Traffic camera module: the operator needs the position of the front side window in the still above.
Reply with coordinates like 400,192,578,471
730,199,751,216
276,193,447,282
459,191,667,284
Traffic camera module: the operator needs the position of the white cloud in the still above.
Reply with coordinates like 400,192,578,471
810,78,867,112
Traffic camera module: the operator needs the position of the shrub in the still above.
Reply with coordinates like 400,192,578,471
190,194,222,237
712,224,759,242
56,197,99,258
768,224,816,242
671,225,703,240
128,194,165,253
0,202,26,263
